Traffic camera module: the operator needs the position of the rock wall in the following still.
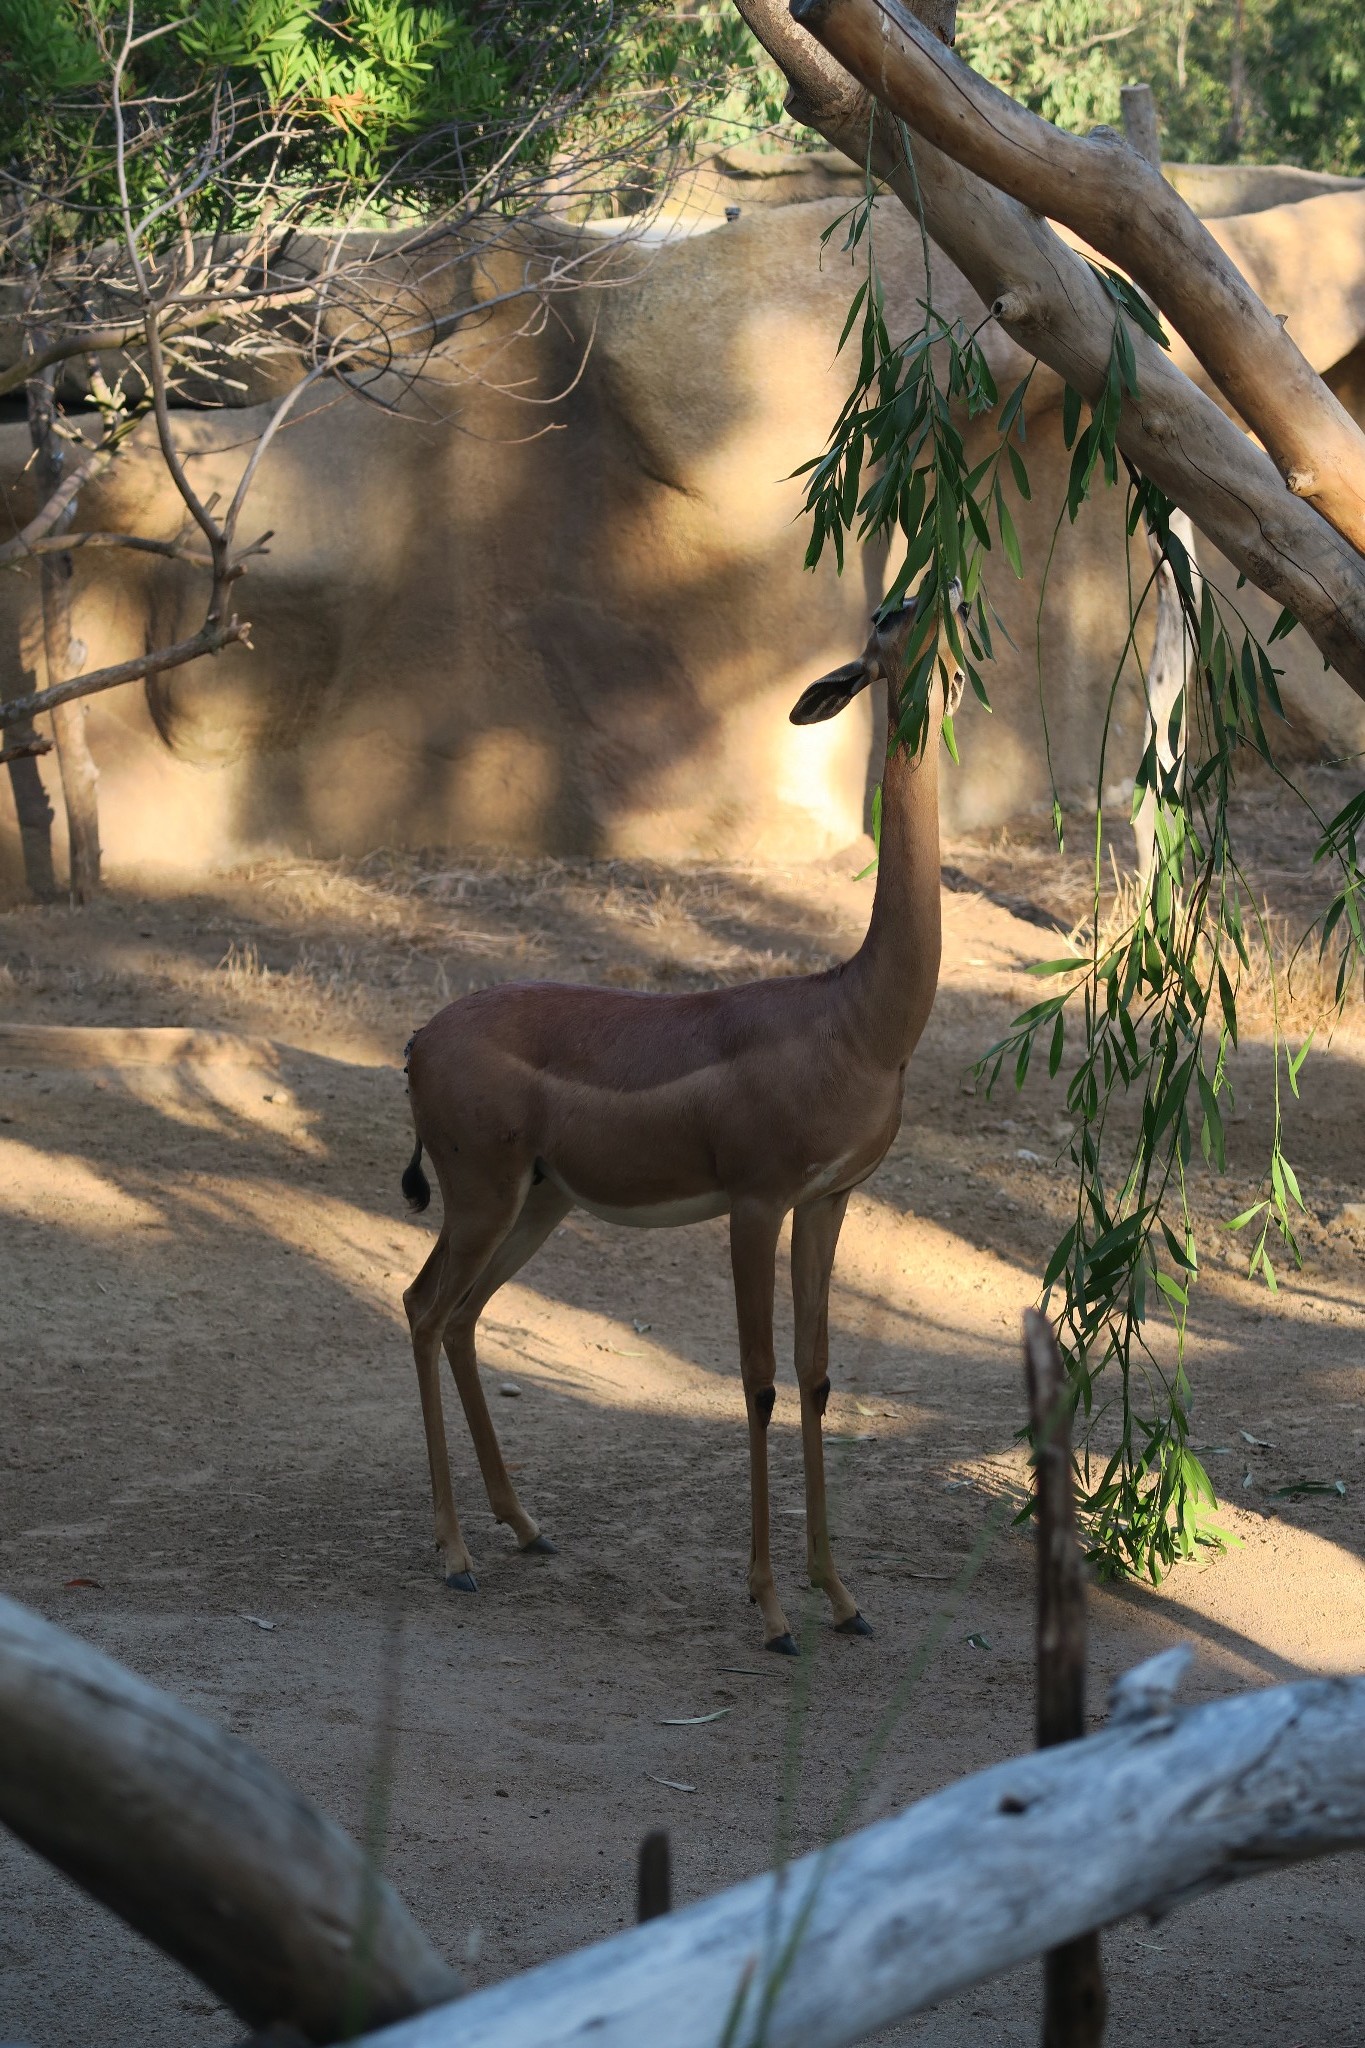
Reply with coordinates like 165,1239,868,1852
3,156,1364,885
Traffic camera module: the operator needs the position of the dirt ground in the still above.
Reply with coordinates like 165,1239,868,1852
3,773,1365,2048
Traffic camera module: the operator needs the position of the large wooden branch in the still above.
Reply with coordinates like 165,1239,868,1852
356,1660,1365,2048
790,0,1365,556
729,0,1365,700
0,1597,461,2040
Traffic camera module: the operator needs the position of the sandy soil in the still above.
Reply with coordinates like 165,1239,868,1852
3,778,1364,2047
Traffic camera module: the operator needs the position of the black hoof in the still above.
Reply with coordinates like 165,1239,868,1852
445,1570,479,1593
765,1632,800,1658
835,1611,874,1637
521,1533,558,1556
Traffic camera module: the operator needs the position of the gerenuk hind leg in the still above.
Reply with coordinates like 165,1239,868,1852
442,1178,571,1556
403,1189,522,1590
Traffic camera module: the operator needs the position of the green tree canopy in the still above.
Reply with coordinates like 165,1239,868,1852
957,0,1365,172
0,0,778,258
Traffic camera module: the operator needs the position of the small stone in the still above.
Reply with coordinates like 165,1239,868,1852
499,1380,522,1398
1335,1202,1365,1232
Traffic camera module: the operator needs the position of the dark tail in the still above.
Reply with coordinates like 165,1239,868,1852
402,1138,431,1212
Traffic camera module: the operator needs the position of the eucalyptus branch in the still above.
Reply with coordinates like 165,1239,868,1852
734,0,1365,697
788,0,1365,557
778,5,1363,1576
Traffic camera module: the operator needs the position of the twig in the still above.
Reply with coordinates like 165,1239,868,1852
0,732,53,766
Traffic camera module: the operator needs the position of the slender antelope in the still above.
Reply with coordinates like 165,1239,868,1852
400,599,963,1653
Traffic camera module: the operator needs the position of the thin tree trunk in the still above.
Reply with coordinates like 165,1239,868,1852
1,256,55,896
1132,516,1196,886
1024,1310,1106,2048
43,571,101,902
0,710,57,898
26,348,101,900
1121,86,1194,890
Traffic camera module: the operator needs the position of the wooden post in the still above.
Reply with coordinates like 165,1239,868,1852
1024,1309,1107,2048
637,1831,672,1923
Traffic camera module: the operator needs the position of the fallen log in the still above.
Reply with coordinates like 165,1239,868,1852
0,1596,461,2042
351,1657,1365,2048
6,1599,1364,2048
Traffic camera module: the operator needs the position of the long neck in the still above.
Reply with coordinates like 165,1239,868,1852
845,686,944,1068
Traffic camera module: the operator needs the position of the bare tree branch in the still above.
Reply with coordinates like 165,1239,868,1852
0,617,248,730
0,525,234,570
0,440,118,558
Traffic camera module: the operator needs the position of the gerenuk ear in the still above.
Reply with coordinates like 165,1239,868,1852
788,660,872,726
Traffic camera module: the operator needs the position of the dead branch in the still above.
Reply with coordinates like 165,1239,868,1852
0,617,249,730
0,1595,461,2041
730,0,1365,699
787,0,1365,556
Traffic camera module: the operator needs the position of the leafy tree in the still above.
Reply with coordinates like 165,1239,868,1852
1262,0,1365,172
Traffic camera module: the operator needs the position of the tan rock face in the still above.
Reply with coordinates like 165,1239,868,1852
3,161,1364,882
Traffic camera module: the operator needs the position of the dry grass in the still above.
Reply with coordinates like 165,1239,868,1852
943,761,1364,1039
1075,858,1361,1039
